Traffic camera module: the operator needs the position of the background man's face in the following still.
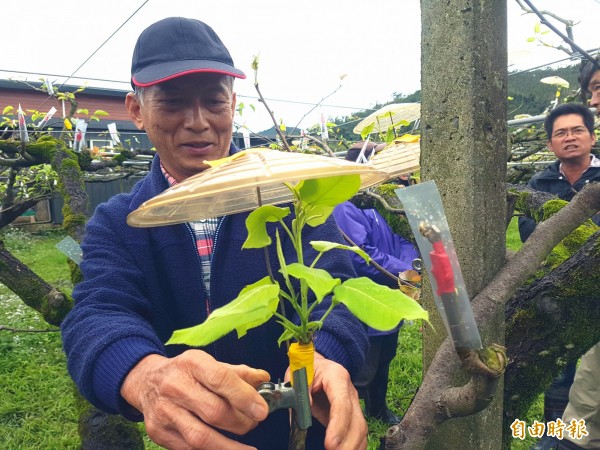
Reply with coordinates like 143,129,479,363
547,114,596,162
587,69,600,115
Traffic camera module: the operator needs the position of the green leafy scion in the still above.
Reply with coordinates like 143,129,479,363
166,173,428,347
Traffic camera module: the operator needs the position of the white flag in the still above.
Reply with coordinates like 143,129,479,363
36,106,57,129
107,122,121,145
242,128,251,149
17,104,29,143
320,112,329,140
44,78,55,96
74,119,87,152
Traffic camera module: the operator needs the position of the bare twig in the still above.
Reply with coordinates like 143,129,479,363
253,82,292,152
289,83,343,136
517,0,600,68
304,135,336,157
0,157,37,168
0,325,60,333
337,227,400,284
364,190,405,215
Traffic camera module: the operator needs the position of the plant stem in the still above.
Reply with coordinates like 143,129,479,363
315,301,337,325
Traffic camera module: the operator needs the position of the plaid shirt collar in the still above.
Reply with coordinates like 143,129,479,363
160,162,218,307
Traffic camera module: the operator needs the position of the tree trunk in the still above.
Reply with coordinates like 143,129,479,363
75,391,144,450
417,0,508,448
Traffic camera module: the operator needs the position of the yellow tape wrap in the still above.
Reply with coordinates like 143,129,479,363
288,341,314,386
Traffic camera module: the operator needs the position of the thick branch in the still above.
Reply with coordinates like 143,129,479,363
1,167,18,211
503,231,600,441
0,196,48,228
383,183,600,449
0,242,72,326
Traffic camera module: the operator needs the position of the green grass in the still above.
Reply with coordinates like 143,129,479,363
0,225,543,449
507,216,523,252
366,323,423,449
0,227,79,449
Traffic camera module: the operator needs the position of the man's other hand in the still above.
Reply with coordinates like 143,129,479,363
121,350,270,450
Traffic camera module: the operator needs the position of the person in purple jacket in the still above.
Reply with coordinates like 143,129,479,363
61,17,368,450
333,200,419,424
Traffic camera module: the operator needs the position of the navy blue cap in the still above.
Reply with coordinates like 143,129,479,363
131,17,245,87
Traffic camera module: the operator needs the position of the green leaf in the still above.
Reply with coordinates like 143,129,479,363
2,105,14,115
310,240,370,263
298,175,361,206
285,263,340,302
167,277,280,347
526,37,536,42
360,122,375,139
333,278,429,331
274,228,290,280
307,320,323,334
243,204,290,249
297,175,361,226
93,110,109,116
77,109,89,115
534,22,541,34
277,326,296,347
385,127,395,144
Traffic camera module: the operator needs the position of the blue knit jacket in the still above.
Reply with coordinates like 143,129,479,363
61,150,368,449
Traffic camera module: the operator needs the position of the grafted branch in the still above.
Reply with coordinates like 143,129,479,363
383,183,600,449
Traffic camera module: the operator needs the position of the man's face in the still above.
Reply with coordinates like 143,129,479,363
587,69,600,116
126,73,236,182
547,114,596,162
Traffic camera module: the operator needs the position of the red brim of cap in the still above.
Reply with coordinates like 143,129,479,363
132,60,246,87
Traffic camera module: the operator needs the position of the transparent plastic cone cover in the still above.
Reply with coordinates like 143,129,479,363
127,149,389,227
353,103,421,135
368,141,420,178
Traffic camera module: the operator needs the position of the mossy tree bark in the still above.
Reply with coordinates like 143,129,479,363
503,231,600,447
380,183,600,449
0,241,70,326
0,137,143,449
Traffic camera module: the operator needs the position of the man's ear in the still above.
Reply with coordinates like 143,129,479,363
125,92,144,130
230,92,237,120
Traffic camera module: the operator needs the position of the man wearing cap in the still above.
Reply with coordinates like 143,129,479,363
61,17,368,450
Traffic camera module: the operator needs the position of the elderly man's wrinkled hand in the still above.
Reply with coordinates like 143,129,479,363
310,355,368,450
120,350,270,450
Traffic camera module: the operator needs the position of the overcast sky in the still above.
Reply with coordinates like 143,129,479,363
2,0,599,133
